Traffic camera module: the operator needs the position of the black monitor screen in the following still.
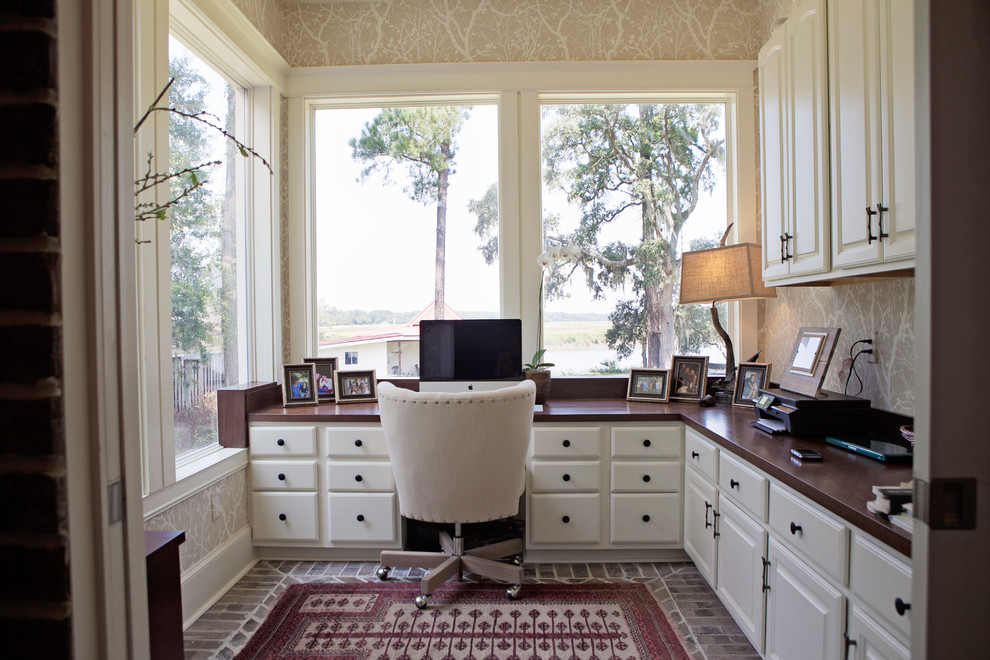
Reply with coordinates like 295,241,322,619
419,319,522,382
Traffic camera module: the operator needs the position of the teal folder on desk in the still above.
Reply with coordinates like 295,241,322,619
825,433,913,462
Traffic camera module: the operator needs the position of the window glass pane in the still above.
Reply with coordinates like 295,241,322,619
540,102,728,375
168,36,245,457
314,105,499,377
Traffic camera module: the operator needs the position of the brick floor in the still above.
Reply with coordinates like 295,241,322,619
183,560,760,659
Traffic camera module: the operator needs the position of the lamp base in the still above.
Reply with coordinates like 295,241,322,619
709,378,735,404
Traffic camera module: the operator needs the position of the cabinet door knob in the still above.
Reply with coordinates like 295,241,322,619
790,522,802,535
895,597,911,616
356,514,365,522
562,439,571,448
642,514,651,523
354,474,363,482
562,473,571,482
561,515,570,524
278,513,287,521
691,451,700,459
354,439,363,447
730,479,740,489
276,438,285,446
642,439,651,447
277,473,286,481
642,474,651,483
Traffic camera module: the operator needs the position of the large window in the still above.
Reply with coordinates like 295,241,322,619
312,104,499,376
539,102,729,375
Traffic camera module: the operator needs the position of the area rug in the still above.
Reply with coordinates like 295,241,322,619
235,581,691,659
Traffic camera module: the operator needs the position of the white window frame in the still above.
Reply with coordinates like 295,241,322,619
287,62,758,367
135,0,282,504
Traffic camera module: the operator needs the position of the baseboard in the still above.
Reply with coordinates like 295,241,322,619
181,525,258,629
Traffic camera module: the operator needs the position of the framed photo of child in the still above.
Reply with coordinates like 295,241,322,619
302,357,338,402
733,362,771,408
282,363,318,407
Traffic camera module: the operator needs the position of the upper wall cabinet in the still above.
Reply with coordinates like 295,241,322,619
829,0,916,271
759,0,831,283
759,0,916,285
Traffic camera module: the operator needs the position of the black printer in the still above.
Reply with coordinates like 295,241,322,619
752,387,871,436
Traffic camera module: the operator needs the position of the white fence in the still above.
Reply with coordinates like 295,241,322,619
172,353,226,411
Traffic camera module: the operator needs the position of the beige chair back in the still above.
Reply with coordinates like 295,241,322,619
377,380,536,524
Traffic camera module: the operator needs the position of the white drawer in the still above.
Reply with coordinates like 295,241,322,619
250,460,318,491
611,461,681,492
326,427,388,458
850,534,912,639
250,426,317,457
328,493,396,542
251,492,319,542
769,484,849,584
719,452,768,521
532,427,601,459
685,428,718,483
327,461,394,492
529,494,601,544
611,425,681,459
610,493,681,544
530,461,600,493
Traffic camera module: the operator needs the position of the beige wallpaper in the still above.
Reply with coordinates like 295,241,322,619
145,469,250,574
277,0,767,67
280,95,292,365
760,279,915,415
231,0,283,52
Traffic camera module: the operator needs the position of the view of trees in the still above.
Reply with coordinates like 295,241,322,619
540,103,726,368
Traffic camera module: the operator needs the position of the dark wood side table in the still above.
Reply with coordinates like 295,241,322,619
145,530,186,660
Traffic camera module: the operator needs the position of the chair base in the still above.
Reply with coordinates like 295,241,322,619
379,524,524,608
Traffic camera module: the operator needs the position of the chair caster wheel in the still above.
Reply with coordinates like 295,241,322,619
511,555,523,566
414,594,430,609
376,566,390,581
506,584,522,601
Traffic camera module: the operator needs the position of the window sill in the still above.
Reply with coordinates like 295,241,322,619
143,446,249,519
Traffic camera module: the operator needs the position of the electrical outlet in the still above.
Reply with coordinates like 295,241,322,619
869,330,879,364
211,490,222,521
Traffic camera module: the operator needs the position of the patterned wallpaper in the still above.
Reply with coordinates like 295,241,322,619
144,469,249,574
280,95,292,365
230,0,283,52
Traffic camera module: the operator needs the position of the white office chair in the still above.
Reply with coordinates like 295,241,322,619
375,380,536,608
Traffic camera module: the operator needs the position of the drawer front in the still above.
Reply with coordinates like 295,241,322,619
251,492,319,542
328,493,396,542
250,426,317,457
532,427,601,459
611,425,682,459
719,452,768,520
611,461,681,492
685,428,718,482
610,493,681,544
250,460,318,491
850,534,912,639
327,462,394,492
529,494,601,544
530,461,600,493
326,427,388,458
769,484,849,584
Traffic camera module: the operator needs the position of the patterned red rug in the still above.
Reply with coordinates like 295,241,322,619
235,581,691,659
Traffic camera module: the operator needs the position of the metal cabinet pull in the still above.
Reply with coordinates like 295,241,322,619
642,515,651,523
712,510,721,537
866,206,878,244
730,479,740,489
876,203,889,241
895,597,911,616
562,473,571,482
277,473,286,481
790,522,802,535
704,501,712,529
691,451,700,459
762,556,771,592
843,633,857,660
278,513,287,521
356,514,365,522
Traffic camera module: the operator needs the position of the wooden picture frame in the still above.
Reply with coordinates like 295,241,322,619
303,357,338,402
733,362,771,408
626,368,670,403
333,369,378,404
670,355,709,402
779,326,841,398
282,363,318,407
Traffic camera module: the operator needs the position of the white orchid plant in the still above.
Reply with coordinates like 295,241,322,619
528,243,583,371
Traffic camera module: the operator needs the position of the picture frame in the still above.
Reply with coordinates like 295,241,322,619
733,362,771,408
333,369,378,404
282,363,319,407
302,357,338,402
626,368,670,403
670,355,709,402
779,326,841,398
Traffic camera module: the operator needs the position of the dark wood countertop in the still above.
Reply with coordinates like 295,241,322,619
248,396,912,557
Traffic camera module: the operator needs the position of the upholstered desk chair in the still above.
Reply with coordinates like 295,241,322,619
375,380,536,609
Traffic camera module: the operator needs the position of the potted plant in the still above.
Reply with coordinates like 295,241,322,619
524,348,554,404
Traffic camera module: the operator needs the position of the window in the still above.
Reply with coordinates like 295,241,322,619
540,101,729,376
312,104,500,374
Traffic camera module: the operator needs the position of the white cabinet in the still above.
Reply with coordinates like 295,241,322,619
684,461,718,585
324,426,398,546
249,426,321,546
765,537,845,660
716,497,768,651
760,0,831,282
850,534,912,641
829,0,916,271
846,604,910,660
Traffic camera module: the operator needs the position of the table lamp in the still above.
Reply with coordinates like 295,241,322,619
679,228,775,401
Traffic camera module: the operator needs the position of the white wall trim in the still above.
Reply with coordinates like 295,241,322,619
180,525,258,629
143,449,248,518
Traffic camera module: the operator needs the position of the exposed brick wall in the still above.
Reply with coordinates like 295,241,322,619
0,0,71,657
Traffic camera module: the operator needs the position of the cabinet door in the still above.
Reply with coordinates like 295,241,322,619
846,605,910,660
766,538,845,660
716,497,767,653
829,0,884,269
786,0,830,277
684,468,717,586
759,24,790,281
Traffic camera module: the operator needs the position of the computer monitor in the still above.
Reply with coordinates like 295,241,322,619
418,319,523,393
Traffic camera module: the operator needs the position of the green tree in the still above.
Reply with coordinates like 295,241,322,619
543,104,724,368
351,107,470,319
